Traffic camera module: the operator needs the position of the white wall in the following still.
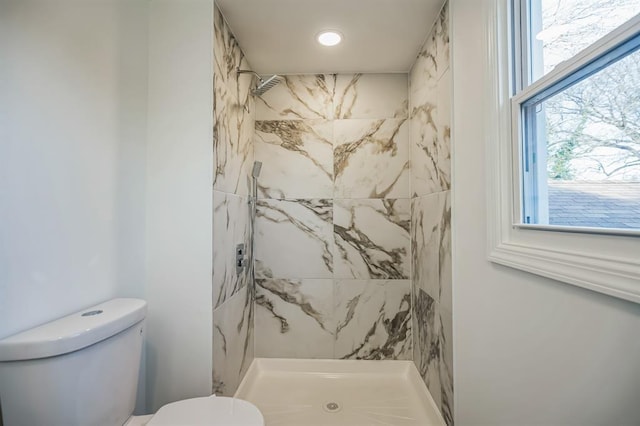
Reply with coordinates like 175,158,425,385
0,0,214,414
0,0,148,339
145,0,214,412
451,0,640,424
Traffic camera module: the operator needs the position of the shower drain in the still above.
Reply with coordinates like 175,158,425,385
323,401,342,413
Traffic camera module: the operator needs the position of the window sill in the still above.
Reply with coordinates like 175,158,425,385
515,224,640,238
490,235,640,304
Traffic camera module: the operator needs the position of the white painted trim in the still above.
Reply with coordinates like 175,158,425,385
515,223,640,237
485,0,640,305
512,13,640,105
490,241,640,302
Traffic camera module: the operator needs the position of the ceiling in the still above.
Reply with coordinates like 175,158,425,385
215,0,445,75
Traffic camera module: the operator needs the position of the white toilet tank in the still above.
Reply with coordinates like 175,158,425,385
0,298,147,426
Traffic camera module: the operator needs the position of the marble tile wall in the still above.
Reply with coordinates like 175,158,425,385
253,73,412,360
212,284,254,396
409,2,453,425
212,5,255,396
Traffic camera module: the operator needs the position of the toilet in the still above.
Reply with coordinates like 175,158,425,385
0,299,264,426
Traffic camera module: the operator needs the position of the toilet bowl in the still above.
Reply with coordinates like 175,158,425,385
0,299,263,426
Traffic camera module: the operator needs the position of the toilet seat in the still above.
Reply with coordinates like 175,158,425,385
145,395,264,426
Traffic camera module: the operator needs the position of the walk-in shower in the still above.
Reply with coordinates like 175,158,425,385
237,68,283,96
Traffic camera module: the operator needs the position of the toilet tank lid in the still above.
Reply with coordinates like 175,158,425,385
0,298,147,362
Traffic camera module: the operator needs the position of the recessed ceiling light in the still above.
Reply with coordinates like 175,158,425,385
316,30,343,47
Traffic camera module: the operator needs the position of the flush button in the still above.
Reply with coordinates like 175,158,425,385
81,310,103,317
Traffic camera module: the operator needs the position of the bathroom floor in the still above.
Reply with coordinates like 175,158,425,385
235,358,445,426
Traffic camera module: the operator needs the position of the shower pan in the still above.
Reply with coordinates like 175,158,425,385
235,359,445,426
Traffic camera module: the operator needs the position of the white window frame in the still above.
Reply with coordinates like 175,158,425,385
485,0,640,304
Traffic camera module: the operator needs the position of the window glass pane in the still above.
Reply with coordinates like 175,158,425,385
529,0,640,82
522,42,640,229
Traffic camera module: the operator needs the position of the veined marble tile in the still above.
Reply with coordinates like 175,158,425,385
410,62,437,119
334,280,411,360
439,306,454,426
213,6,254,196
334,199,410,279
334,118,410,198
412,195,439,298
213,285,254,397
410,32,437,102
214,6,249,97
436,69,452,191
410,74,451,196
254,120,333,199
213,6,234,90
213,81,254,197
410,97,443,197
213,191,250,309
255,278,334,358
409,18,438,124
255,199,333,279
214,86,253,196
255,74,336,120
439,190,452,312
334,74,408,119
409,1,450,197
435,2,450,81
413,288,441,411
412,191,451,302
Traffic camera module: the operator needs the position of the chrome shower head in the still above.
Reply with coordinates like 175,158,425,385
252,75,282,96
252,161,262,178
237,68,282,97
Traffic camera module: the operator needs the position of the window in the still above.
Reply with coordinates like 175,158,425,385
483,0,640,304
513,0,640,232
